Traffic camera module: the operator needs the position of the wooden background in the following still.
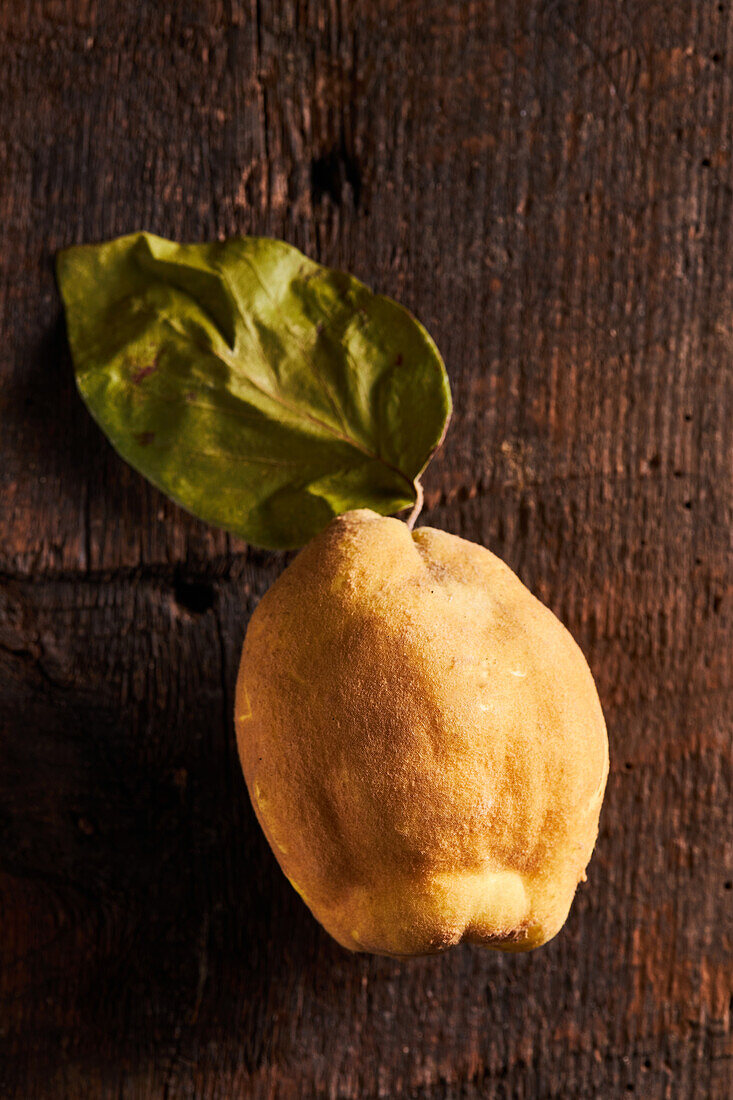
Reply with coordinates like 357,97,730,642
1,1,731,1096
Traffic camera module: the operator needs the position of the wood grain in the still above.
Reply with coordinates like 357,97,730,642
1,1,731,1096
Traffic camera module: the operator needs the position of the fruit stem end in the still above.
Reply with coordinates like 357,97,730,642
405,480,424,530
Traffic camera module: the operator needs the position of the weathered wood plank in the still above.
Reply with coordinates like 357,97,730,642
1,1,731,1097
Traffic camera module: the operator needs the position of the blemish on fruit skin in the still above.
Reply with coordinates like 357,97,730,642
509,669,526,678
134,430,155,446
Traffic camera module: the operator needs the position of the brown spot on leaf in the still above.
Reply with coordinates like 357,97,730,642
131,361,158,384
134,431,155,446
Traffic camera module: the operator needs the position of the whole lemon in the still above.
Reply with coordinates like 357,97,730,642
235,509,608,956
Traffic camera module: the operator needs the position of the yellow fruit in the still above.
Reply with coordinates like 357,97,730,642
235,509,608,956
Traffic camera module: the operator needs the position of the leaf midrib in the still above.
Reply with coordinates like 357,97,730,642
158,314,418,502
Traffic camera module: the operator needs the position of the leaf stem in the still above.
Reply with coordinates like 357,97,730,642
405,479,424,530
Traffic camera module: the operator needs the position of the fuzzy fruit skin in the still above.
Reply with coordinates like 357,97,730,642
235,510,608,957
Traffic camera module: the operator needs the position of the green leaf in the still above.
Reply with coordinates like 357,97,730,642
56,232,451,550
